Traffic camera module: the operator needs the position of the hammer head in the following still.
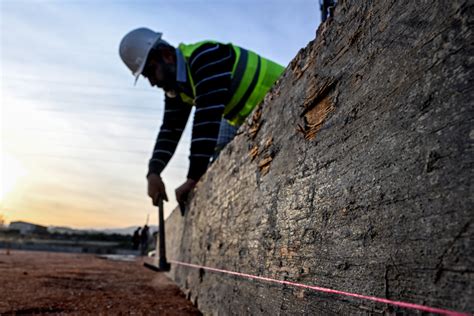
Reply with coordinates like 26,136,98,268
143,261,170,272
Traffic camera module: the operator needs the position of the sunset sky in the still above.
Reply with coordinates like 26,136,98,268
0,0,320,229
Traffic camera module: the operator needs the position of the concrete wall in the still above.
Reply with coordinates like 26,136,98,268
164,1,473,314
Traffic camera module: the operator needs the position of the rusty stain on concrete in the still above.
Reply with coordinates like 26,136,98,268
297,77,337,140
249,145,259,161
247,107,263,140
258,155,273,176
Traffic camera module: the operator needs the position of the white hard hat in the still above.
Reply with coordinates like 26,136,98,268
119,27,168,84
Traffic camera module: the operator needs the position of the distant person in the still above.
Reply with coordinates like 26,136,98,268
320,0,336,22
140,225,150,256
119,28,285,212
132,227,141,250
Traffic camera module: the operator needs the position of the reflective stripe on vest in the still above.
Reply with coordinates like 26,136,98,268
178,42,284,126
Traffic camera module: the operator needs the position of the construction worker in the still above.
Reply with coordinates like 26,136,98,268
132,227,141,250
140,225,150,256
119,28,285,211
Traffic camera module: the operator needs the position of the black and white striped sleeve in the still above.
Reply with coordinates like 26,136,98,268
186,43,235,181
147,95,192,177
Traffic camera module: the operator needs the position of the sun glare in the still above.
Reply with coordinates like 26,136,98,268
1,153,27,201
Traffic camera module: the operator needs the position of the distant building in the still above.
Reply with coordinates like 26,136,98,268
9,221,48,235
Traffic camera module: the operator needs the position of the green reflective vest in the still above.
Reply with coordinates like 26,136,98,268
178,41,285,126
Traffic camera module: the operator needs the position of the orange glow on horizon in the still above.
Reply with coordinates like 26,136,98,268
0,152,27,203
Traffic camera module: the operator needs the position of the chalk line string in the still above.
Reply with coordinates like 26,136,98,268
168,259,469,316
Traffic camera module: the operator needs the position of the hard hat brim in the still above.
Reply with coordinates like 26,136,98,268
134,72,141,85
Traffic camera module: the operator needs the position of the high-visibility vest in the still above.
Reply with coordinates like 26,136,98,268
178,41,285,126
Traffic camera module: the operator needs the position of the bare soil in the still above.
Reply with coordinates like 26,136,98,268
0,250,201,315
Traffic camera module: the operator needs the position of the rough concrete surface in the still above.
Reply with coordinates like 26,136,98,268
164,1,473,315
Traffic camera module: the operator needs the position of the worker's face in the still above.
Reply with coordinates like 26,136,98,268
142,50,176,92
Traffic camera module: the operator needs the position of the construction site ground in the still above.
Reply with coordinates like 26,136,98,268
0,250,201,315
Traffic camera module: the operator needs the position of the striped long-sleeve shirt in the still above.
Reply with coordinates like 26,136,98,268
148,43,235,181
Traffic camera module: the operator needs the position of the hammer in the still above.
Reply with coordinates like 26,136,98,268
143,197,170,272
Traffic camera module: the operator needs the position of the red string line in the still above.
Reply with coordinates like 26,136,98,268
168,259,469,316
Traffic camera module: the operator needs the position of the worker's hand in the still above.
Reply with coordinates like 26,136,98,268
175,178,197,209
147,173,168,206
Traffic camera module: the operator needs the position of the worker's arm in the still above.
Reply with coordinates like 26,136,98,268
175,43,235,205
148,95,192,204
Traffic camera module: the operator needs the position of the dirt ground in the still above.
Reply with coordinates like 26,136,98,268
0,250,201,315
